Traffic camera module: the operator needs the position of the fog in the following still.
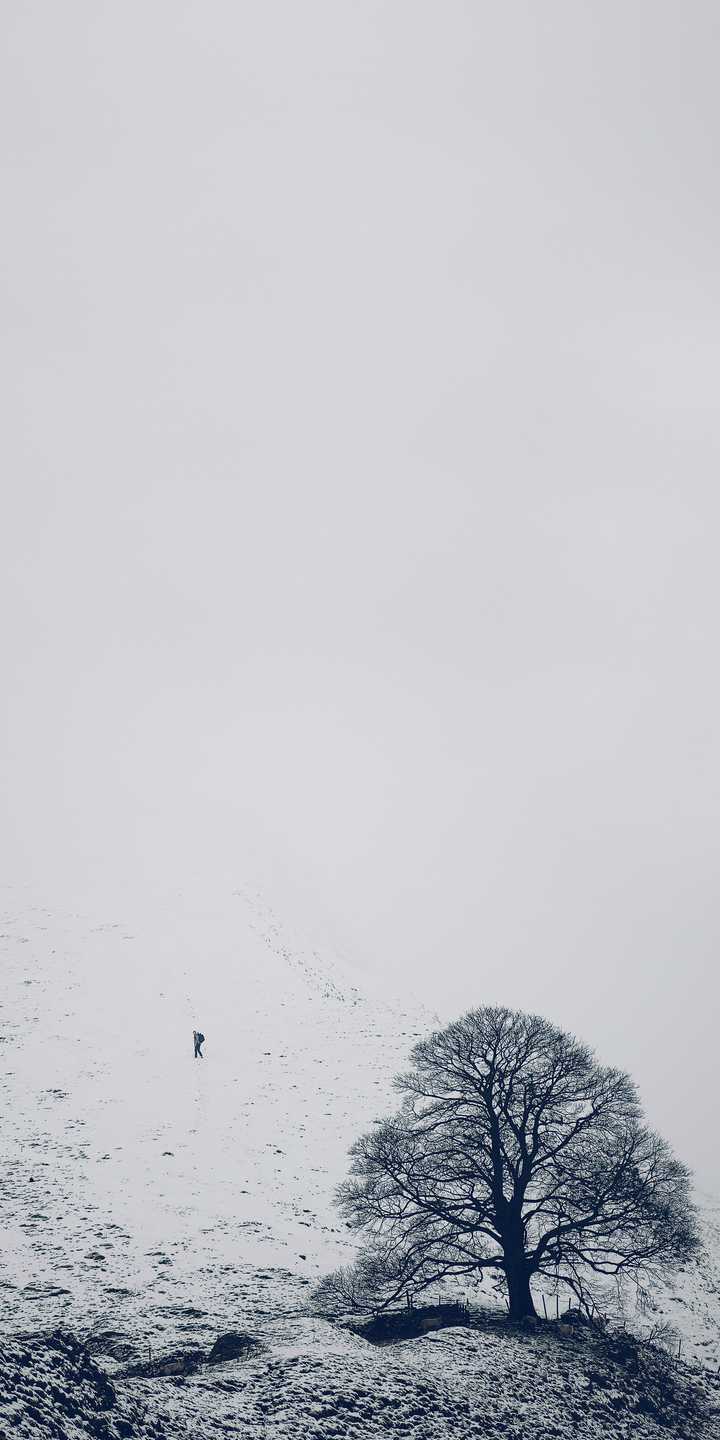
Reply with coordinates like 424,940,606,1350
2,2,720,1185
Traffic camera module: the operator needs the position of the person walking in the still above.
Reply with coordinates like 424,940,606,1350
193,1029,205,1058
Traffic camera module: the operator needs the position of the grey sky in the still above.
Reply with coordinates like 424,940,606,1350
2,3,720,1184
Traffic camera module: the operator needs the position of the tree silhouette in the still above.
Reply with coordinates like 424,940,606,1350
318,1007,699,1321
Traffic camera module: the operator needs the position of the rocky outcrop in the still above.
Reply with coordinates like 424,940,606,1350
207,1332,259,1365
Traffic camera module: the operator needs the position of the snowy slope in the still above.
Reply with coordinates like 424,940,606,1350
1,880,717,1373
4,1319,720,1440
0,883,429,1352
102,1318,720,1440
645,1187,720,1365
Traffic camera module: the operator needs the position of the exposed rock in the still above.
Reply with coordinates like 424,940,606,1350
353,1302,469,1345
121,1350,205,1379
207,1332,259,1365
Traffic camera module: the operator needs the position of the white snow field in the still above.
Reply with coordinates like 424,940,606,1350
1,882,434,1352
2,882,719,1439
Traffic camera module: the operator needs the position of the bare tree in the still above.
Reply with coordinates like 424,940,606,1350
318,1007,699,1321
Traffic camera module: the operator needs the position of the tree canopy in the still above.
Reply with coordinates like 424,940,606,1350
317,1006,699,1320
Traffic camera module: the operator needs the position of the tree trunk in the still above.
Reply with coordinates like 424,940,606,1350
505,1258,536,1320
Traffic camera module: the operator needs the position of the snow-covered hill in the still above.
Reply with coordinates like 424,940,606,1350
1,880,718,1382
0,883,431,1353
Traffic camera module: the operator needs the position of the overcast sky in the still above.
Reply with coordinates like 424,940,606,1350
2,3,720,1185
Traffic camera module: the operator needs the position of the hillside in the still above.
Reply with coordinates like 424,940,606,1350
3,1316,719,1440
1,882,719,1438
0,883,430,1351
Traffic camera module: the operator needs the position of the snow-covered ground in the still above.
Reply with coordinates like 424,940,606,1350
0,882,433,1354
107,1317,720,1440
1,876,718,1434
4,1310,720,1440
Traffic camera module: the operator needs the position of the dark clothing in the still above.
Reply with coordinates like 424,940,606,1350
193,1030,205,1058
